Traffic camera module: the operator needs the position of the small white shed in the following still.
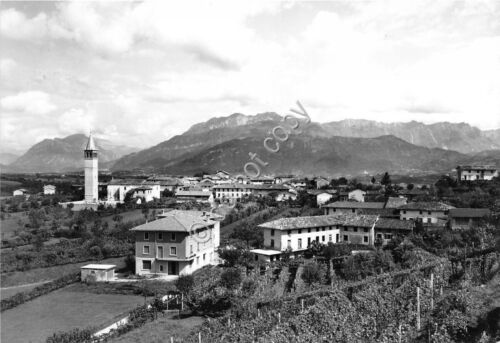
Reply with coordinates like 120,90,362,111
81,264,116,282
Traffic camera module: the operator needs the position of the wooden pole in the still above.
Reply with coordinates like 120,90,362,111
430,273,434,310
278,312,281,324
417,287,421,331
301,299,304,312
398,324,402,343
171,337,174,343
198,332,201,343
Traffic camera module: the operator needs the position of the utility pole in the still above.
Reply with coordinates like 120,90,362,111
417,287,421,331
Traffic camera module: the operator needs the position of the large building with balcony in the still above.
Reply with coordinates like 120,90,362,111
130,210,222,278
398,202,454,224
251,214,414,262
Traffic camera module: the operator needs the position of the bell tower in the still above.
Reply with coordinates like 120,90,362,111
84,132,98,202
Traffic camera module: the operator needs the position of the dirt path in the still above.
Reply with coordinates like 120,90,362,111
1,280,52,291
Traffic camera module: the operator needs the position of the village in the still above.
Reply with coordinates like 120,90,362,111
1,133,499,342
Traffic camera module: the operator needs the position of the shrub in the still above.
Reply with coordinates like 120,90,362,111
220,268,242,290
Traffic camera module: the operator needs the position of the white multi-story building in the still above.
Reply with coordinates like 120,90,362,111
398,202,454,224
131,210,222,278
456,165,498,181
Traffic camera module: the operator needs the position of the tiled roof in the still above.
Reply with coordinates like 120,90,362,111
457,165,497,171
131,210,218,232
322,201,385,209
376,218,414,230
176,191,212,197
385,197,407,208
449,208,490,218
398,202,454,211
258,214,413,231
213,183,288,191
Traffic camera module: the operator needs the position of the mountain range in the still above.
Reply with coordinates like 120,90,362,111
3,114,499,176
6,134,138,173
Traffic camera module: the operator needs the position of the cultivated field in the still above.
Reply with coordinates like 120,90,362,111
109,315,205,343
1,256,126,290
1,286,146,343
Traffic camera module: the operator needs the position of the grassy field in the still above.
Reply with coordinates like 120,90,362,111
1,256,126,289
1,286,146,343
109,315,205,343
0,180,22,196
0,211,27,239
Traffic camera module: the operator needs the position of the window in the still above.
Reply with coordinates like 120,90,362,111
298,229,302,234
316,228,320,232
298,238,302,249
203,253,206,261
343,235,348,241
142,260,151,270
329,235,332,242
363,236,368,243
144,232,149,240
159,265,164,272
158,233,163,240
363,228,368,233
190,245,193,254
308,237,311,245
353,227,358,232
271,229,275,236
419,211,423,215
196,256,199,264
352,209,355,213
270,239,274,248
322,235,325,242
170,247,177,255
288,230,292,235
143,245,150,254
170,233,176,241
157,246,164,258
316,236,319,242
428,211,432,215
385,234,392,240
377,233,382,239
403,210,406,214
287,240,292,248
308,228,311,233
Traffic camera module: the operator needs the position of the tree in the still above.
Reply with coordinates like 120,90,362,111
33,234,44,251
371,176,376,184
381,172,391,186
220,268,242,290
407,183,414,190
301,261,323,285
218,247,253,267
175,274,195,296
229,225,263,248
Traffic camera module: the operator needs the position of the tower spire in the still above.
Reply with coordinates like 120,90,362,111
85,131,97,151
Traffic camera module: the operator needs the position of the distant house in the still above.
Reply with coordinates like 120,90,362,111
385,197,407,209
13,189,28,197
398,202,454,224
249,177,274,185
315,177,330,189
213,183,294,202
148,177,183,193
80,264,116,282
274,175,294,184
130,210,222,277
397,189,430,201
456,165,498,182
348,189,366,202
107,179,161,203
449,208,490,230
316,191,337,206
322,201,385,215
43,184,56,195
176,190,214,203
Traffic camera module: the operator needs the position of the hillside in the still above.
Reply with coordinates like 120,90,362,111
9,134,138,173
322,119,499,153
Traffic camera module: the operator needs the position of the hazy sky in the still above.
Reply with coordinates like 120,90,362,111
1,0,499,154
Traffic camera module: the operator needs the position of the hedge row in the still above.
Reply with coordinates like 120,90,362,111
1,272,80,312
45,298,173,343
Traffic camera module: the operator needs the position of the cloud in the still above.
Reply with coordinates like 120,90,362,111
0,8,47,40
0,91,57,114
0,58,17,76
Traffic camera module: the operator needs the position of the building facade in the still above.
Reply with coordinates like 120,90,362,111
322,201,385,215
456,165,498,181
131,210,221,277
398,202,454,224
43,184,56,195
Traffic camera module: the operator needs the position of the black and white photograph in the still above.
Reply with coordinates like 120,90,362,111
0,0,499,342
